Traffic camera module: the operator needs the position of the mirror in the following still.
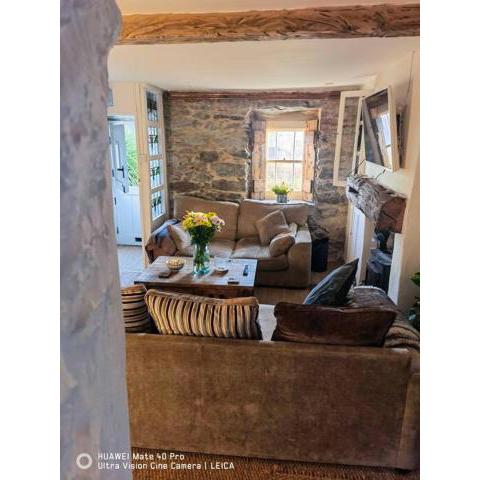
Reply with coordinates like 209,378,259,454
362,87,399,171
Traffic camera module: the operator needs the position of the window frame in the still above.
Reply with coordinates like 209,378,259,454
265,127,306,200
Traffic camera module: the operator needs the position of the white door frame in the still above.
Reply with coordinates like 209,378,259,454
333,90,371,187
134,84,169,260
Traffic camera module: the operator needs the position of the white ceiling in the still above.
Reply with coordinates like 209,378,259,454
116,0,418,14
108,37,419,91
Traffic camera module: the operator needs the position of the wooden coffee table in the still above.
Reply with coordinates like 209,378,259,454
134,256,258,298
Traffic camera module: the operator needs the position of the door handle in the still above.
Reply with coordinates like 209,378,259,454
117,166,125,176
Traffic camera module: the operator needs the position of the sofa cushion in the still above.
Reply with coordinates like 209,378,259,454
232,237,289,271
160,234,177,256
121,285,155,333
345,286,420,352
270,232,295,257
272,302,397,346
178,239,235,258
173,195,239,241
145,219,179,261
145,290,262,339
237,199,309,238
255,210,290,246
304,259,359,306
167,223,191,252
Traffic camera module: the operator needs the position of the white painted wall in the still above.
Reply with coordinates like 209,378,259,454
108,82,138,117
365,50,420,311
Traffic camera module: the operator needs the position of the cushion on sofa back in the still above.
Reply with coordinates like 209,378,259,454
255,210,291,245
272,302,397,346
304,259,359,306
145,290,262,340
173,195,239,241
167,223,191,251
237,199,309,238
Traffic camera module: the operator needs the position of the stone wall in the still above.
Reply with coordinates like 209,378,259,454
164,93,350,262
61,0,131,478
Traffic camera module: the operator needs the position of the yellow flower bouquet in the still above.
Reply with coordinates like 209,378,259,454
181,211,225,274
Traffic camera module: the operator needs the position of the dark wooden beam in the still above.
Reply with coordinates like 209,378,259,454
346,174,407,233
118,4,420,45
166,90,342,101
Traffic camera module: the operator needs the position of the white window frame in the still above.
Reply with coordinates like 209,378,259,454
333,90,371,187
265,125,306,200
135,84,169,238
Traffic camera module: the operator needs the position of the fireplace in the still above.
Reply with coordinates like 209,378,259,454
365,229,394,293
345,174,406,295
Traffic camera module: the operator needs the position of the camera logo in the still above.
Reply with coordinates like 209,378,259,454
76,453,93,470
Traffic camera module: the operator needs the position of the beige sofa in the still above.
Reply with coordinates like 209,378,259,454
145,195,312,288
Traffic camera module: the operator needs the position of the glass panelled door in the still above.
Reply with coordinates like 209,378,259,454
144,88,168,231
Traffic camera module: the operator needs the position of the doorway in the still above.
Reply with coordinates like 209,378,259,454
108,116,144,286
108,116,142,246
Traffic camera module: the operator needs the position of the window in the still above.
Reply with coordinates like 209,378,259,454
146,91,158,122
266,130,305,192
147,127,159,156
144,88,167,225
151,190,164,220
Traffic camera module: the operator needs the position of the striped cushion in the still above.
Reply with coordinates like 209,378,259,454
384,320,420,352
121,285,155,334
145,290,262,340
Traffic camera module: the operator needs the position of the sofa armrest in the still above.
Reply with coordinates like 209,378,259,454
396,372,420,469
145,219,179,263
286,225,312,287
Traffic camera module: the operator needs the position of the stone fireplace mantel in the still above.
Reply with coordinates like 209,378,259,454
346,174,406,233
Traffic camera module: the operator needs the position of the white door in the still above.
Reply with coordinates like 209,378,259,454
109,122,142,245
345,206,375,284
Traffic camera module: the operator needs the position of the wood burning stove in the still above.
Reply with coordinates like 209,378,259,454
365,229,393,293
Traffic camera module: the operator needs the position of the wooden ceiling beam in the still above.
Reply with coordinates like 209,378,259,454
166,90,342,101
118,4,420,45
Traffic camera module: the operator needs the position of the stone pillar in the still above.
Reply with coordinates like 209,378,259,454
60,1,131,479
251,120,266,199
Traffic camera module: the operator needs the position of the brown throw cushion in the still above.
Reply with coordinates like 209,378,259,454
255,210,291,246
145,290,262,340
272,302,397,346
167,223,191,251
270,232,295,257
269,222,298,256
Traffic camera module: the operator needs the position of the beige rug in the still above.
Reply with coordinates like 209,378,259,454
131,448,419,480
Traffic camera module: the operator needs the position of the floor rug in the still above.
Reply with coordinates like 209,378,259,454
131,448,419,480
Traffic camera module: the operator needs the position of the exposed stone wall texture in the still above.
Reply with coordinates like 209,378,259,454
61,1,131,479
164,94,349,261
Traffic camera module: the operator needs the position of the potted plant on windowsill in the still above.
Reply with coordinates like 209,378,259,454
272,182,291,204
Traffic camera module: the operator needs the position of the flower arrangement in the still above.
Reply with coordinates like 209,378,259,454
181,211,225,274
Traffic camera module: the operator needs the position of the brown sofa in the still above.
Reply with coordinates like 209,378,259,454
125,287,419,470
145,195,312,288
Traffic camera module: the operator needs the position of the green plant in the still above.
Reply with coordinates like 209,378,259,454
125,130,139,186
271,182,291,195
408,272,420,331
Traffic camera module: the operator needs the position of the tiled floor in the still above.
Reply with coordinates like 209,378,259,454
117,245,144,287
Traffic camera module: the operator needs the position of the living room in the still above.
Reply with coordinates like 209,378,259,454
63,1,422,479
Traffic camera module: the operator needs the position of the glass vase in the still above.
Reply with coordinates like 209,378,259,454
193,242,210,275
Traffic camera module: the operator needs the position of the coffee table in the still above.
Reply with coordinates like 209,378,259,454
134,256,258,299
